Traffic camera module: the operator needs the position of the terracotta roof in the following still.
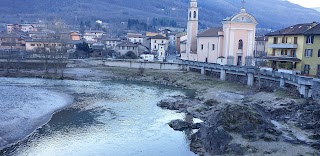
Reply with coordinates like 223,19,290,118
266,22,319,36
197,27,223,37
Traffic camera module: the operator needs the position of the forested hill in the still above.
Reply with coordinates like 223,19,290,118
0,0,319,29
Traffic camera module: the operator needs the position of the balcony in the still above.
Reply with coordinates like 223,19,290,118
269,44,298,49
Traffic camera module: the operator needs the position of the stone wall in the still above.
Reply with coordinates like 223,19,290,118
104,60,185,70
254,78,280,91
205,70,220,79
226,74,247,85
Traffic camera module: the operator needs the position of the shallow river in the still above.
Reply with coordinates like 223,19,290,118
0,78,197,156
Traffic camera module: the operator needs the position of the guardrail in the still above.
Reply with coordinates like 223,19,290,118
181,60,314,88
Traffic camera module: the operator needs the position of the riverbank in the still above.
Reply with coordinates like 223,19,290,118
1,65,320,155
64,67,320,155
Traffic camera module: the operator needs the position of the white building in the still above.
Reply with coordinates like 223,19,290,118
147,35,169,52
127,33,144,44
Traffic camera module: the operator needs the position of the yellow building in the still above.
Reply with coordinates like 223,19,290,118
265,22,320,77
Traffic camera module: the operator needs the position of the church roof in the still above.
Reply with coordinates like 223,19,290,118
223,9,258,24
197,27,223,37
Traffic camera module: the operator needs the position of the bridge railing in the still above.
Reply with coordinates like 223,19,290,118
182,60,315,86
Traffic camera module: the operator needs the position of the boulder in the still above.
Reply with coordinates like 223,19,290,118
168,119,191,131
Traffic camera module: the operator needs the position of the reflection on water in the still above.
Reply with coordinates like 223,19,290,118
0,78,197,156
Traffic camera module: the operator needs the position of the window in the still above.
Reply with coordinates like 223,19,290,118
201,44,203,50
31,44,35,46
155,45,157,49
154,40,156,43
304,49,313,57
294,37,298,44
318,49,320,57
162,40,164,43
306,36,314,44
273,37,278,44
193,11,197,19
238,39,243,50
304,64,310,75
189,11,191,19
212,44,215,51
282,37,285,43
272,49,276,56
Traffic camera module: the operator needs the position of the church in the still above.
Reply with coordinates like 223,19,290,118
181,0,258,66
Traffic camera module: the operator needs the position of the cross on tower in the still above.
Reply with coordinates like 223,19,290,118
241,0,246,9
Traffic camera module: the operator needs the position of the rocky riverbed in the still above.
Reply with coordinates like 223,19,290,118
158,92,320,155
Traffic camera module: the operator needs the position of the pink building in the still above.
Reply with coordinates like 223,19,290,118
181,0,258,66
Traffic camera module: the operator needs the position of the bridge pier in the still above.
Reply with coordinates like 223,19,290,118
201,67,205,75
299,85,310,98
220,69,226,81
247,73,254,86
187,66,190,71
280,73,285,88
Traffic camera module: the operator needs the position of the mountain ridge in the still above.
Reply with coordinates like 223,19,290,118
0,0,319,30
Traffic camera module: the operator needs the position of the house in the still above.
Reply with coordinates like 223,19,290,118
127,33,144,44
116,41,138,56
254,36,268,58
265,22,320,76
6,24,36,33
83,34,97,42
0,33,27,51
83,30,104,42
25,39,67,51
70,31,81,41
182,0,257,66
84,30,104,38
101,38,121,50
176,32,187,53
147,35,169,52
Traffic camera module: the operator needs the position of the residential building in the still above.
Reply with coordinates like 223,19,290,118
181,0,257,66
265,22,320,76
7,24,36,33
101,38,121,50
25,39,68,51
0,33,27,51
70,31,81,41
127,33,144,44
147,35,169,52
116,41,138,56
254,36,268,58
176,32,187,53
84,30,104,38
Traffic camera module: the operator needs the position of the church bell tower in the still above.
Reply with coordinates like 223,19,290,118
186,0,199,58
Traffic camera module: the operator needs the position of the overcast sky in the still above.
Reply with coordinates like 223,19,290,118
288,0,320,8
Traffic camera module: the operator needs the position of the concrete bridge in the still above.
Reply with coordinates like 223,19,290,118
73,59,317,98
182,60,314,98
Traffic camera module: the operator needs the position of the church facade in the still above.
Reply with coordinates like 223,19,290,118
181,0,258,66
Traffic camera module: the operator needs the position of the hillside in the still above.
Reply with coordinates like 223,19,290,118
0,0,319,29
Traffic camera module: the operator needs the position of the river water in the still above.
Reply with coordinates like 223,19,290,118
0,78,197,156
